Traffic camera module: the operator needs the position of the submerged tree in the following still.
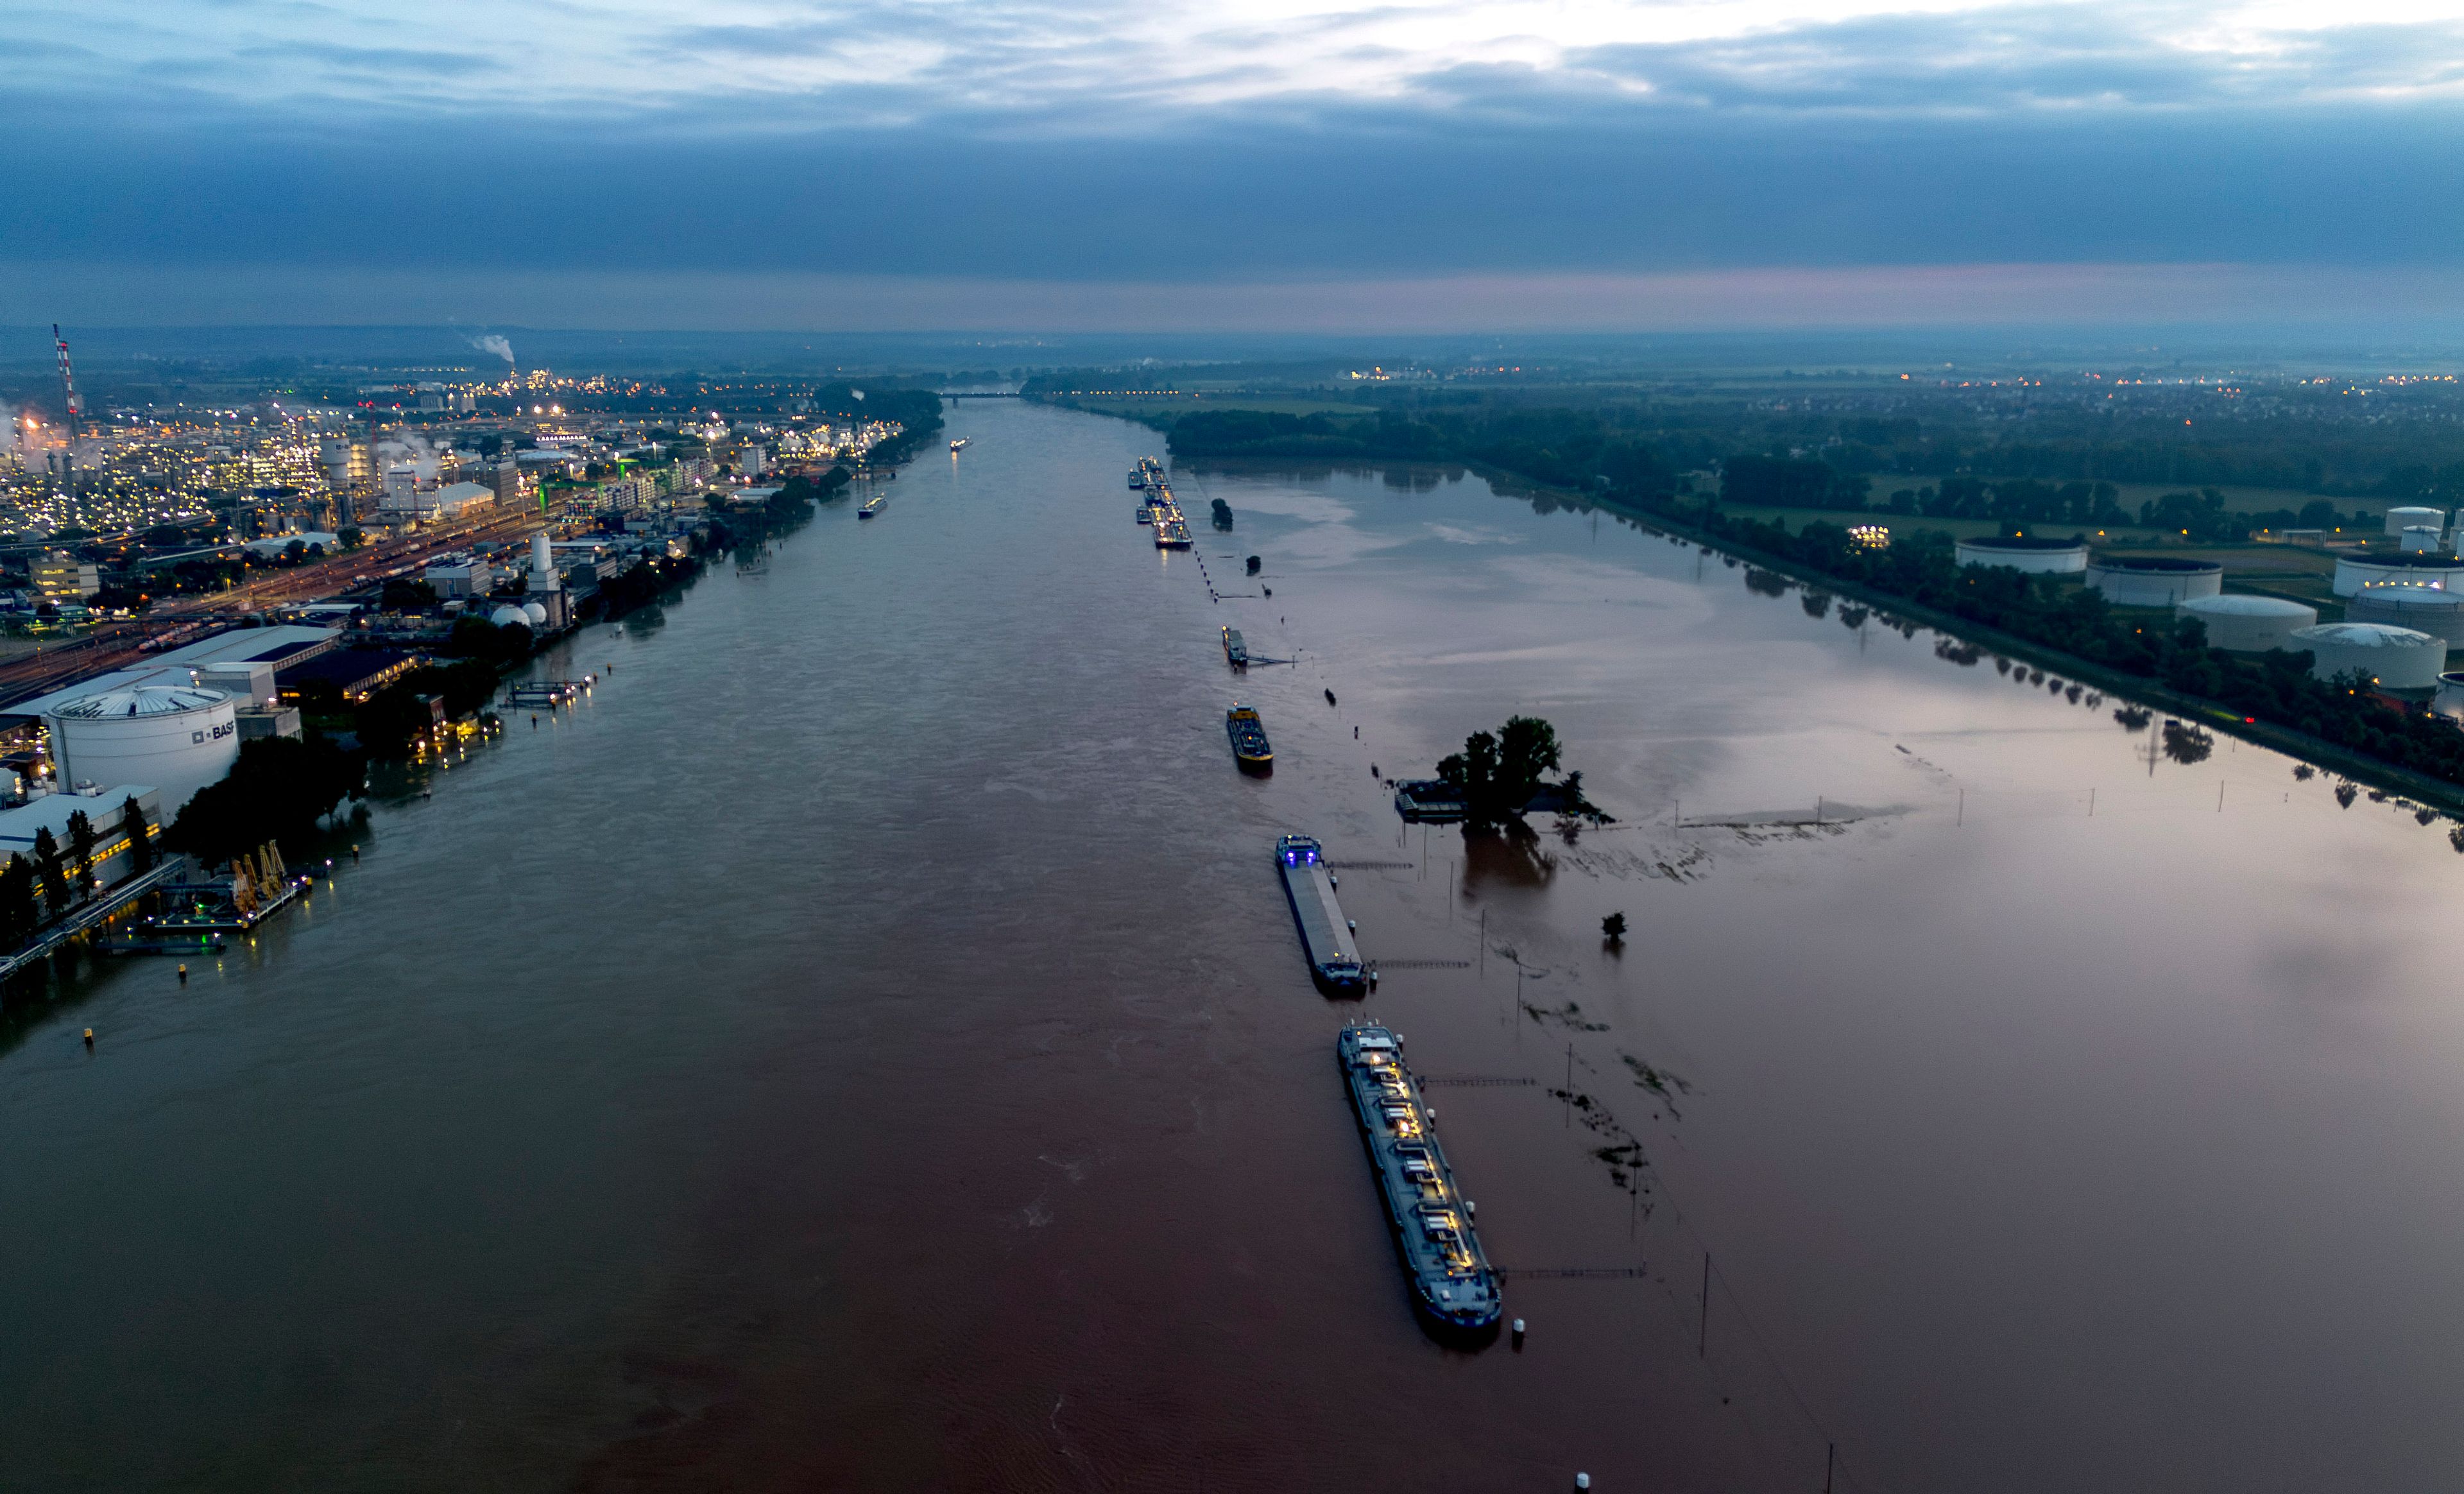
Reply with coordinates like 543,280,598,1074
1438,715,1594,826
1602,911,1627,945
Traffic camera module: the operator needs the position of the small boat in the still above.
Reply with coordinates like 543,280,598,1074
1222,627,1249,667
1226,703,1274,771
1129,470,1147,489
949,438,970,452
858,495,887,519
1136,507,1152,524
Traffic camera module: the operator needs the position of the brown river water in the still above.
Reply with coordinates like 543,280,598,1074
6,397,2464,1492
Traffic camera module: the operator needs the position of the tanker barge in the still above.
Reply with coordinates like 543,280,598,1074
1276,834,1364,992
1338,1022,1503,1334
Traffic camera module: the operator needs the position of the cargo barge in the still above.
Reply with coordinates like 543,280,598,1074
1276,834,1364,992
858,495,886,519
1226,702,1273,771
1222,626,1249,667
1338,1022,1503,1335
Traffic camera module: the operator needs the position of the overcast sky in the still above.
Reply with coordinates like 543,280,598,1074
6,0,2463,329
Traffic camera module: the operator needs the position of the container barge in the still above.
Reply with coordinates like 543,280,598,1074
1226,703,1273,771
1338,1022,1503,1335
1276,834,1364,992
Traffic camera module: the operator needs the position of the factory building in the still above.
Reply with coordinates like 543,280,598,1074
1954,537,2088,574
2086,556,2224,606
31,553,99,605
2175,594,2316,652
2289,623,2449,689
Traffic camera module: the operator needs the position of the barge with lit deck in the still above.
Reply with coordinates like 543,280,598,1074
1339,1022,1503,1335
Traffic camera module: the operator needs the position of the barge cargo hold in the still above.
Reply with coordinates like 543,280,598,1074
858,495,886,519
1338,1022,1503,1334
1226,703,1274,771
1222,627,1249,667
1276,834,1364,992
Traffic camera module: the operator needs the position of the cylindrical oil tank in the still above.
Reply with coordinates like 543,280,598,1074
2386,506,2445,536
2433,672,2464,721
2290,622,2449,688
2404,526,2444,553
2331,554,2464,597
2175,593,2317,651
2087,556,2224,606
1954,536,2088,574
2345,585,2464,646
43,685,239,814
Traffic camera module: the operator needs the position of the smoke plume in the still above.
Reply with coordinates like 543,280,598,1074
469,334,515,368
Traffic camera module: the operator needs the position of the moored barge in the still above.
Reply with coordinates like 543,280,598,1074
1226,702,1273,771
1338,1022,1503,1335
1276,834,1363,992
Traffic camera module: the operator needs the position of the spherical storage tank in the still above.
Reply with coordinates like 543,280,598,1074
2332,554,2464,597
2345,585,2464,646
2290,622,2448,688
2086,556,2223,606
1955,536,2088,574
2175,593,2316,651
44,685,238,815
2386,505,2445,537
521,601,549,627
490,604,531,630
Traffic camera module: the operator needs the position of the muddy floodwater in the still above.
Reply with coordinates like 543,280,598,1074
8,399,2464,1492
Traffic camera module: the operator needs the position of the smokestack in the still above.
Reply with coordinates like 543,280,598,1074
533,531,556,585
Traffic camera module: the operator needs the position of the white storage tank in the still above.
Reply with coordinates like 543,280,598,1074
489,604,531,630
2345,585,2464,646
1954,536,2088,574
2433,672,2464,721
2403,526,2444,553
2386,505,2445,537
2331,554,2464,597
2290,622,2448,688
2174,593,2317,651
2087,556,2224,606
44,685,239,815
521,601,549,626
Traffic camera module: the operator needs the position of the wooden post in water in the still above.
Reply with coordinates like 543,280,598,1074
1698,1252,1710,1357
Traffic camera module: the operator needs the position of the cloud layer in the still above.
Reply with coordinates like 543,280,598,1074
4,0,2462,326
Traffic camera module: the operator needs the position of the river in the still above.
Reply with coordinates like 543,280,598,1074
5,397,2464,1492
